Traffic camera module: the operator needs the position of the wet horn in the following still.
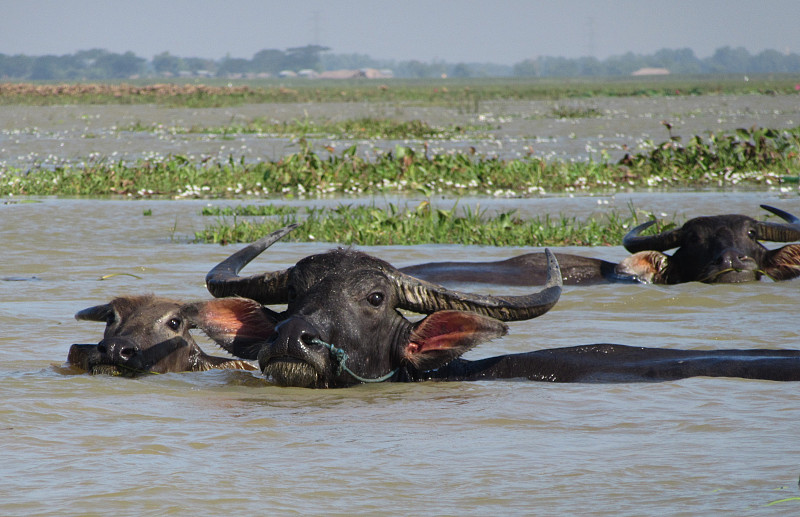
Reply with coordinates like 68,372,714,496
205,224,298,305
388,249,562,322
757,205,800,242
622,220,683,253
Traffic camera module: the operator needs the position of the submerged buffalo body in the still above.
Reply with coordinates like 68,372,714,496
419,345,800,383
199,225,800,388
401,205,800,286
69,295,257,375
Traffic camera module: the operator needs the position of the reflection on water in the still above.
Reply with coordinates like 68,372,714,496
2,196,800,515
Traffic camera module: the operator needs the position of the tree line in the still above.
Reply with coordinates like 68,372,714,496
513,47,800,77
1,45,799,80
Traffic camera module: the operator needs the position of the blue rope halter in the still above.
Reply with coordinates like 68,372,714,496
310,337,398,383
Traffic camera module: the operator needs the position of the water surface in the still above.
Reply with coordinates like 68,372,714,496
2,94,799,169
2,195,799,515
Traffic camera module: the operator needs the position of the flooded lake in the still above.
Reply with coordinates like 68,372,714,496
2,194,799,515
2,93,800,169
2,99,800,515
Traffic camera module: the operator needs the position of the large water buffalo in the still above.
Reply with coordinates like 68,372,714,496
69,295,257,375
201,224,800,388
399,205,800,285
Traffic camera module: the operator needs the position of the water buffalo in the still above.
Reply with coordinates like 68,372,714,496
399,205,800,285
69,295,257,375
202,225,800,388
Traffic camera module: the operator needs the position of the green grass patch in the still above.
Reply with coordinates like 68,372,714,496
620,124,800,183
549,105,603,119
2,125,798,198
200,204,298,216
128,116,480,140
2,75,800,107
194,201,669,247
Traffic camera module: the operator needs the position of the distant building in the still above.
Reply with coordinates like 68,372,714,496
316,68,394,79
363,68,393,79
317,69,365,79
631,67,670,76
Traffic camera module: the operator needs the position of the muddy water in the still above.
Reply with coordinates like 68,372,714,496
2,194,800,515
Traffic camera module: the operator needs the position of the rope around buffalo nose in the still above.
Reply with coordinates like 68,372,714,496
310,337,398,383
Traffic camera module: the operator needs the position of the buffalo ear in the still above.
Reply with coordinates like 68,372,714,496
615,251,668,284
763,244,800,281
184,298,279,360
404,310,507,371
75,304,113,322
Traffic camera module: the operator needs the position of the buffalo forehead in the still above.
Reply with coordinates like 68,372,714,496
111,295,182,319
292,250,395,292
301,268,393,301
677,216,760,249
683,214,755,233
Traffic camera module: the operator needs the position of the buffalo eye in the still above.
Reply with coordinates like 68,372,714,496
166,317,182,331
747,228,757,240
367,292,384,307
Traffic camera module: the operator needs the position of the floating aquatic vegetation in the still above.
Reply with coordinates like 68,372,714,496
125,117,482,140
194,201,667,247
2,125,798,198
619,124,800,186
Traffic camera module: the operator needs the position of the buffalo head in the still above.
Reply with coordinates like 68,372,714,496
620,204,800,283
203,225,562,388
70,295,258,375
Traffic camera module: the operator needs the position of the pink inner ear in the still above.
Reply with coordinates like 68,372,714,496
414,311,478,336
405,310,507,365
411,331,483,351
197,298,275,341
203,303,248,333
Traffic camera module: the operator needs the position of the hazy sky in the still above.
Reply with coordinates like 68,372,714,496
1,0,798,65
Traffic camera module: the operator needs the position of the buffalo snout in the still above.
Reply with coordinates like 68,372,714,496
701,248,761,282
92,336,153,374
259,317,330,388
715,248,756,271
265,317,320,356
97,339,139,364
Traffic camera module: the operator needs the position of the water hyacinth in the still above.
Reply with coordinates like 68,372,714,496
1,126,798,198
125,117,480,141
194,201,666,247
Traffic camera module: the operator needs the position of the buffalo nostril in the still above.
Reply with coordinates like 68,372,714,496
119,347,136,360
717,250,750,269
97,344,108,354
731,255,751,269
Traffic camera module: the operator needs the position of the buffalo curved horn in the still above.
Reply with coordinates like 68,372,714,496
757,205,800,242
388,249,562,322
206,225,562,322
75,303,113,322
205,224,298,305
622,220,683,253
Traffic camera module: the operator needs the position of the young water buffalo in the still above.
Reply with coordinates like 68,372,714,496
69,295,257,375
400,205,800,285
201,225,800,388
